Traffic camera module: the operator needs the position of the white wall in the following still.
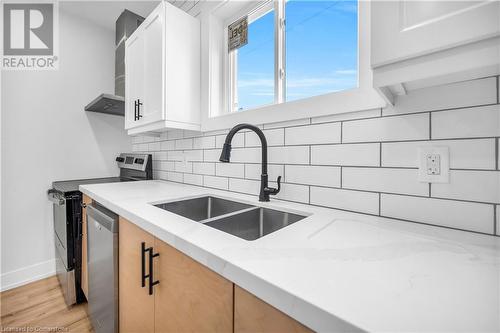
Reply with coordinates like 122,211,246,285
1,9,132,290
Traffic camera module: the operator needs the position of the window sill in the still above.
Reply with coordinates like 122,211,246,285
201,87,386,132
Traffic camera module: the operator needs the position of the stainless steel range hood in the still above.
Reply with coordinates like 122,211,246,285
85,10,144,116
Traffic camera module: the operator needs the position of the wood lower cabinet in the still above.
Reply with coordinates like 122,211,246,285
119,217,155,333
154,239,233,333
118,217,233,333
81,194,92,299
235,286,314,333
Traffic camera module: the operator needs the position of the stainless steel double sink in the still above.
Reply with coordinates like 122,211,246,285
153,196,308,241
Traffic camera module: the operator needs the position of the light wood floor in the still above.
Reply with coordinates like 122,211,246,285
1,276,93,332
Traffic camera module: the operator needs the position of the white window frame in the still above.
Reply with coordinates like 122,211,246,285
202,0,386,132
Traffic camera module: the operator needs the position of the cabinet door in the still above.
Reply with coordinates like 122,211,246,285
235,286,313,333
119,217,155,333
371,1,500,67
81,194,92,299
125,31,144,129
154,238,233,333
141,5,164,126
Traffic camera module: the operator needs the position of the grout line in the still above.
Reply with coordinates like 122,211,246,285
497,75,499,104
159,136,500,151
340,121,343,143
494,205,497,235
339,167,343,188
429,112,432,140
379,143,382,167
378,193,381,216
428,183,431,197
308,185,311,204
496,137,499,171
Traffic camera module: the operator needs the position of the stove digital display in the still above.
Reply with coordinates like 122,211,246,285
125,156,134,164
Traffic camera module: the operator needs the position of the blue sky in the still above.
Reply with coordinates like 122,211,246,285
236,0,358,110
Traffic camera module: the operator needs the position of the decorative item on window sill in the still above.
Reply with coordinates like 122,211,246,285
228,16,248,52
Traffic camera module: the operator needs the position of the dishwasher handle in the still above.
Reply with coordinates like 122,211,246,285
86,204,118,233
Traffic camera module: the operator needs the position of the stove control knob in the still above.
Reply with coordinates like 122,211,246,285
116,157,125,162
134,158,144,164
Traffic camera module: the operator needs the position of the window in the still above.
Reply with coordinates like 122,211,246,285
227,0,358,112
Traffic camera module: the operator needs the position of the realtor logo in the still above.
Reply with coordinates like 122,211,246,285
2,2,59,70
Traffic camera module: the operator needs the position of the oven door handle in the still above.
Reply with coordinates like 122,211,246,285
47,189,65,206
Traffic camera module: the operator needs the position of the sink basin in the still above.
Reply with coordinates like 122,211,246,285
204,207,307,241
154,196,253,221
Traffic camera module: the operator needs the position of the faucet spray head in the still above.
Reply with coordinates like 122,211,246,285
219,143,232,162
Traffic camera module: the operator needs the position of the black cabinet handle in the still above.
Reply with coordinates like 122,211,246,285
148,247,160,295
136,99,143,121
141,242,149,288
134,100,138,121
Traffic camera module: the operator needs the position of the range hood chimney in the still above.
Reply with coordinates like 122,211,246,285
84,10,144,116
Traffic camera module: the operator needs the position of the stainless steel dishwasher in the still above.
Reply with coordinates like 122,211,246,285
86,202,118,333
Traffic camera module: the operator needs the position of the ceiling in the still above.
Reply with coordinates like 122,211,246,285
60,1,161,31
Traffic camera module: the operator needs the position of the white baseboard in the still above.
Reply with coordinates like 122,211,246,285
1,259,56,292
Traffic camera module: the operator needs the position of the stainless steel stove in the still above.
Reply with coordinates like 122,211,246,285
47,153,152,306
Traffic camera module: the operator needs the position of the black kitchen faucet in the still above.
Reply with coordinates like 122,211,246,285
219,123,281,202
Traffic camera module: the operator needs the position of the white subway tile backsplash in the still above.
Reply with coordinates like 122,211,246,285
263,118,310,129
275,183,309,203
148,142,161,151
383,77,498,116
203,149,222,162
246,128,284,147
245,164,284,180
381,139,496,170
167,171,183,182
229,178,260,195
154,151,168,161
184,150,203,162
160,161,175,171
203,175,228,190
310,187,379,215
381,194,494,233
285,165,340,187
155,170,168,180
167,151,184,161
136,76,499,236
193,136,216,149
174,161,193,173
431,105,500,139
193,162,215,175
161,140,175,151
343,113,429,143
216,163,245,178
184,173,203,186
311,143,380,166
285,123,341,145
216,132,244,148
268,146,310,164
342,168,428,196
431,170,500,203
231,147,261,163
311,108,381,124
131,136,143,144
175,138,193,150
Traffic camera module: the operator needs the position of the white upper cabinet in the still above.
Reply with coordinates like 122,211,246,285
125,1,200,135
371,0,500,104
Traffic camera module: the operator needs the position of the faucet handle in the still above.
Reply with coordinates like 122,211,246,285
268,176,281,195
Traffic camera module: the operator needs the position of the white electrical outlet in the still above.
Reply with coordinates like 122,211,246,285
418,146,449,183
426,154,441,175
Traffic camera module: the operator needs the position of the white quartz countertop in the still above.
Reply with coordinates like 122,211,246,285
80,180,500,332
